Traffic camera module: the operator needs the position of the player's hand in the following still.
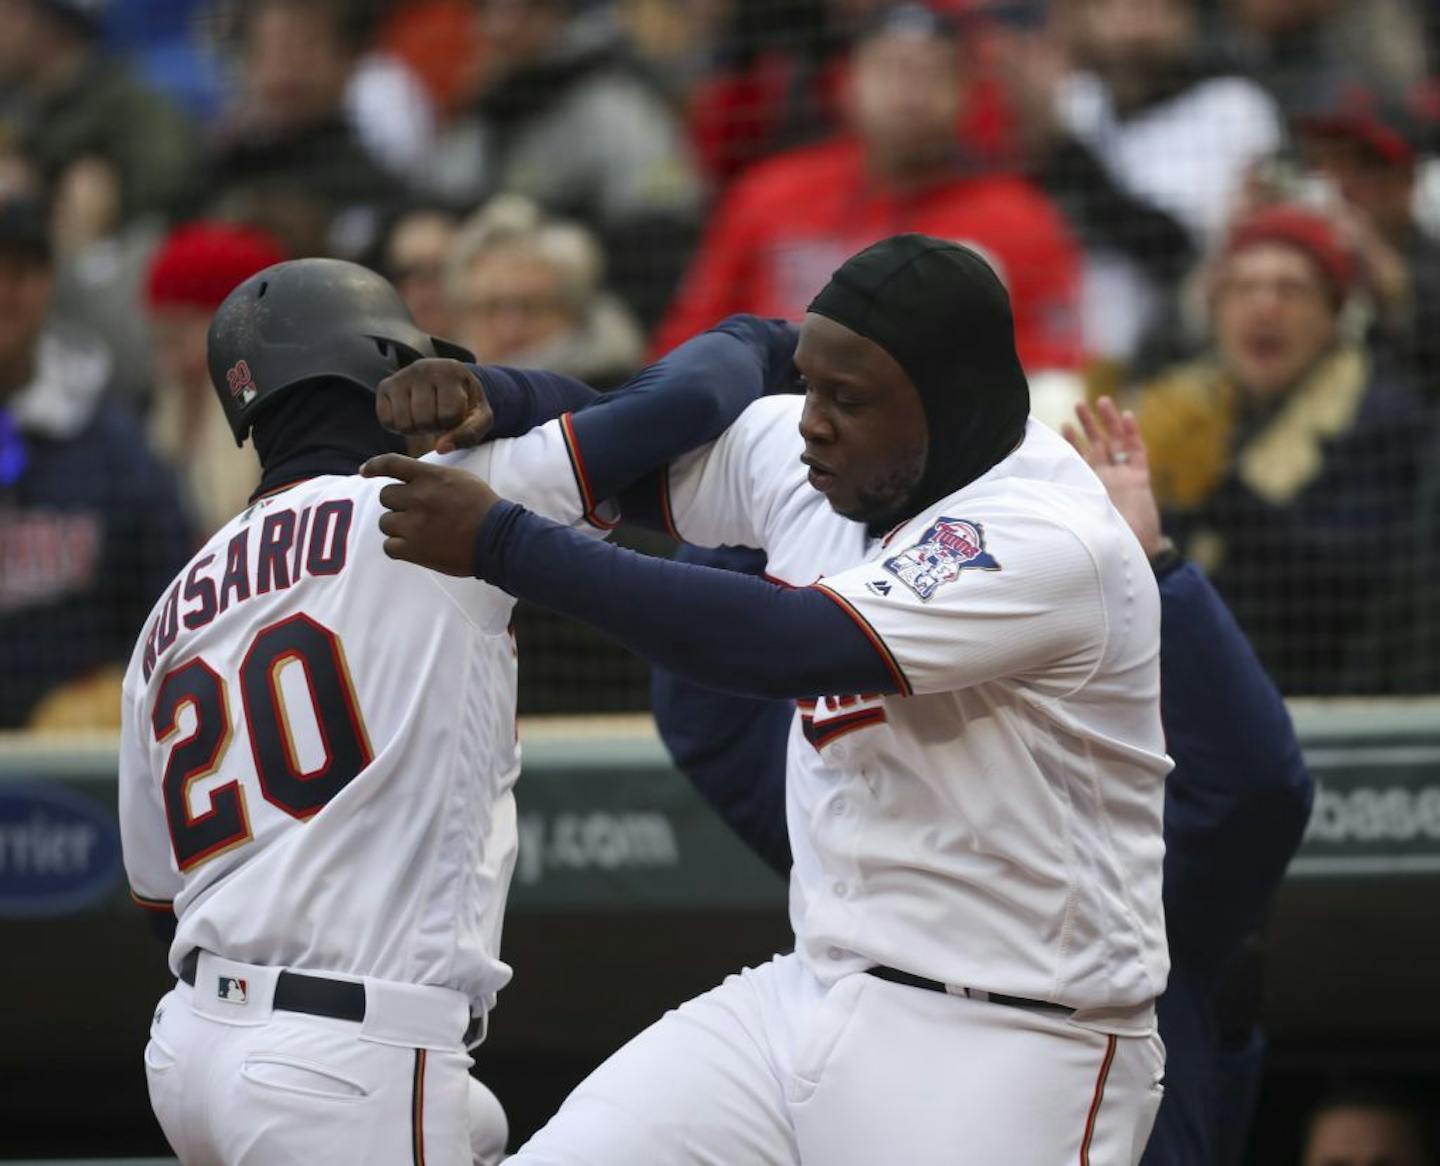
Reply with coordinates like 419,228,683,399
1061,397,1165,557
360,453,503,576
375,359,494,454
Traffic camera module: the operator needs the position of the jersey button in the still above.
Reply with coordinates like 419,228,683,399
827,946,844,961
830,797,849,816
832,881,850,898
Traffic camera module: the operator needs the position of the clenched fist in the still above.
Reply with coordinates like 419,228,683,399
375,359,494,453
360,454,504,576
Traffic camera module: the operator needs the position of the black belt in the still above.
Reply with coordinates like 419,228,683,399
179,950,483,1044
866,965,1066,1014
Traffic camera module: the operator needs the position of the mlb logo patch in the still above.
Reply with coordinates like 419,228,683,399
225,359,258,406
883,518,1000,601
217,976,248,1004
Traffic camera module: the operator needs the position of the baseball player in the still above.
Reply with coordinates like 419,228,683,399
364,234,1172,1163
118,259,794,1165
651,398,1315,1166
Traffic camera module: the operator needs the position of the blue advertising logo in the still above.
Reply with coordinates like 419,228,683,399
0,783,122,917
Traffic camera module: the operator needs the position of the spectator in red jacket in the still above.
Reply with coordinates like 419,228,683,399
655,3,1083,375
686,0,1015,189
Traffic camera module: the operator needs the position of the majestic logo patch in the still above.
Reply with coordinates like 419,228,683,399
226,359,258,406
882,517,1000,600
217,976,248,1004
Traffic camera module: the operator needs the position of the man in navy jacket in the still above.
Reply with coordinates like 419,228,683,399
651,398,1314,1166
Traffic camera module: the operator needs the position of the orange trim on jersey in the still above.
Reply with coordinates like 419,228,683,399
559,412,619,531
129,889,174,913
767,572,825,589
1079,1035,1118,1165
411,1048,427,1165
657,467,682,540
805,707,887,751
250,478,312,503
810,584,913,697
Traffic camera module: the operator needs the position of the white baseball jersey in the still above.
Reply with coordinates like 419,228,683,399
119,420,598,1015
663,395,1171,1022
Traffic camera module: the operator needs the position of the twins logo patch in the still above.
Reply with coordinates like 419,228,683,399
882,518,1000,600
225,359,258,406
217,976,248,1004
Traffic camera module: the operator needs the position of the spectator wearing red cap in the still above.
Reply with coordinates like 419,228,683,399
145,222,286,534
654,3,1084,378
1135,203,1429,692
1296,83,1440,398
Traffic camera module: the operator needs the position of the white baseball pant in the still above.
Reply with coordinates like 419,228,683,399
513,952,1164,1165
143,953,508,1165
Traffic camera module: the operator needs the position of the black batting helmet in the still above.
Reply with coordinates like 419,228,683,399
207,257,474,445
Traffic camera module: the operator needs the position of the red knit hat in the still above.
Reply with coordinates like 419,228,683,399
1223,204,1357,302
146,222,287,311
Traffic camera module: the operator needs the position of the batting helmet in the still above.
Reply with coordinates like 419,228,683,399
207,257,475,445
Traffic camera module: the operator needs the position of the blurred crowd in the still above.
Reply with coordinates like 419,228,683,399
1300,1084,1436,1166
2,0,1440,731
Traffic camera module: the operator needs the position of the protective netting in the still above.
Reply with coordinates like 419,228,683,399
1,0,1438,727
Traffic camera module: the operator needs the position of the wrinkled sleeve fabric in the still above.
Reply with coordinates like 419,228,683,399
474,365,598,438
473,502,896,700
560,316,798,523
814,512,1106,698
1156,560,1313,980
470,317,798,532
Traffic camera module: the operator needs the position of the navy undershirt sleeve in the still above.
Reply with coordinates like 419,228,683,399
563,315,798,505
650,545,795,876
473,316,798,509
1158,560,1313,981
470,365,598,438
474,501,895,700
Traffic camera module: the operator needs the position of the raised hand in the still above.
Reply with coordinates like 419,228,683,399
1061,397,1164,557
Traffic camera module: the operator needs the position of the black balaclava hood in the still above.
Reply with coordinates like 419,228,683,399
807,234,1030,529
250,378,404,501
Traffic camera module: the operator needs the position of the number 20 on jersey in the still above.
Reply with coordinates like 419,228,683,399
152,613,372,871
